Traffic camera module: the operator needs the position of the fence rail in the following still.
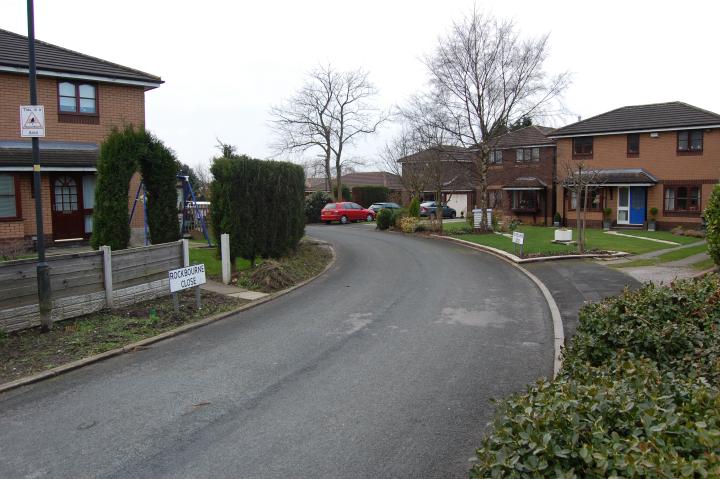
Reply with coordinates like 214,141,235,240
0,240,186,332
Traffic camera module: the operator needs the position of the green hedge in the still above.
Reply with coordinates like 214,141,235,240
706,184,720,265
376,208,392,230
305,191,331,223
471,276,720,478
210,155,305,264
352,185,389,207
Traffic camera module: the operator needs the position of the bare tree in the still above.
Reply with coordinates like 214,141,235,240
380,127,427,199
194,163,212,200
270,65,386,201
422,9,570,230
561,161,604,253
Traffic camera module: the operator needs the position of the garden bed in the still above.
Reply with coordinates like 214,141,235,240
0,289,245,384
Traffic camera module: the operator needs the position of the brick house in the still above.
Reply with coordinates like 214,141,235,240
486,126,556,225
550,102,720,230
0,28,162,249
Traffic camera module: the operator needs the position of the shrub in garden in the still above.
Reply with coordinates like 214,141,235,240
471,359,720,478
352,185,389,207
562,276,720,385
376,208,393,230
399,217,418,233
92,126,179,249
408,197,420,218
391,209,406,229
211,155,305,265
332,184,351,201
706,184,720,265
305,191,331,223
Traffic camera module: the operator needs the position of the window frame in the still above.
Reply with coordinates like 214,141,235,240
57,80,99,119
0,174,22,221
488,189,503,209
514,147,541,164
569,189,602,212
677,130,703,154
511,190,539,212
663,184,701,215
627,133,640,156
572,137,593,157
489,149,503,165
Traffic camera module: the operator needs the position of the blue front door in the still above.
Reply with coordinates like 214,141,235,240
629,187,646,224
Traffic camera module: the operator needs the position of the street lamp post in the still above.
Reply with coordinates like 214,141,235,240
27,0,52,331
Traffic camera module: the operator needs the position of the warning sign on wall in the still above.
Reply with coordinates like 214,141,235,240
20,105,45,138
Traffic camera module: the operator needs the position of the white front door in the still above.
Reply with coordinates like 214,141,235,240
617,187,630,225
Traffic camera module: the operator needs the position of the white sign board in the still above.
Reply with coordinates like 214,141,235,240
169,264,206,292
472,208,493,229
20,105,46,137
512,232,525,245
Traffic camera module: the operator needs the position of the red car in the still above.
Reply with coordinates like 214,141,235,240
321,202,375,224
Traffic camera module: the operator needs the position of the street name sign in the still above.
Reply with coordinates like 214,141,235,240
169,264,206,292
512,231,525,245
20,105,46,137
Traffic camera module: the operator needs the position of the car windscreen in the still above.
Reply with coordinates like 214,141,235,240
323,203,336,210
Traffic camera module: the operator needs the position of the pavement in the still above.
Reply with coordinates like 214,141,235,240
0,224,554,479
201,280,269,301
524,260,640,340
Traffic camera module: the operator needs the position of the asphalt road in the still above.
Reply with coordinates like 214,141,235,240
0,225,553,479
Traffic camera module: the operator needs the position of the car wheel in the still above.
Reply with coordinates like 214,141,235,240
450,212,456,219
366,214,373,222
324,221,331,225
340,216,348,224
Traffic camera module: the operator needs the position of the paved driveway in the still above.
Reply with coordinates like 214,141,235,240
0,225,553,479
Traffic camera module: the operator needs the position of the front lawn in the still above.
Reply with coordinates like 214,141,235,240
443,223,692,256
608,229,703,245
189,247,253,279
615,243,709,268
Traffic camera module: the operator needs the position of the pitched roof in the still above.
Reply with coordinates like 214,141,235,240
0,28,162,88
502,176,548,190
550,102,720,137
0,140,98,168
491,126,556,149
398,146,474,163
566,168,658,186
305,172,403,192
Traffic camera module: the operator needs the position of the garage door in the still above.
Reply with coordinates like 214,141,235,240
446,194,467,218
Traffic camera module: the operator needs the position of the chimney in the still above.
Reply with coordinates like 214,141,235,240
577,115,582,122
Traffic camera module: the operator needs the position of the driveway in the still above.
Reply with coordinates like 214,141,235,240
0,225,554,479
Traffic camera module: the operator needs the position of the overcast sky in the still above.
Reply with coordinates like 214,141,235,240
4,0,719,171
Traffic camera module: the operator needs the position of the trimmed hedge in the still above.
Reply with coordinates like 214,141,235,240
333,184,351,201
706,184,720,265
91,126,180,249
210,155,305,264
352,185,389,207
305,191,331,223
471,276,720,478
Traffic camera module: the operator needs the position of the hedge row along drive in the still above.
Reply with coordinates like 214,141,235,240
91,125,179,250
471,275,720,478
211,155,305,266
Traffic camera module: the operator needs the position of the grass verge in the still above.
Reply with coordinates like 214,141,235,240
442,224,689,256
692,257,717,271
0,290,246,384
614,243,709,268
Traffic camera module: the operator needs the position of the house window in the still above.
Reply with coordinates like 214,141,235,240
488,190,503,209
677,130,703,153
58,81,97,115
664,185,700,212
570,190,601,211
0,174,20,220
489,150,503,164
573,137,593,156
515,147,540,163
511,190,538,211
627,134,640,155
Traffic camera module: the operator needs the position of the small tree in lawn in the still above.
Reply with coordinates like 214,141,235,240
562,161,603,253
705,184,720,265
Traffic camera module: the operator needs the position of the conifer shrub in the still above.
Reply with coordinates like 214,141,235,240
408,197,420,218
376,208,393,230
351,185,389,207
305,191,331,223
706,184,720,265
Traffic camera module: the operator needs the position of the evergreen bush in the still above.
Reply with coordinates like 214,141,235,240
351,186,389,207
211,155,305,264
408,197,420,218
305,191,331,223
138,133,181,244
706,184,720,265
376,208,392,230
332,184,351,201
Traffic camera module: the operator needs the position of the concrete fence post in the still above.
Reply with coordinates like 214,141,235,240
100,245,113,308
221,233,231,285
182,239,190,267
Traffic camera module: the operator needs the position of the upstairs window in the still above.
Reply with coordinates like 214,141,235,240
515,147,540,163
489,150,503,164
627,134,640,155
677,130,703,153
573,137,593,156
58,81,97,115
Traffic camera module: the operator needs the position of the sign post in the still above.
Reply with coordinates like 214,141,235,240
168,264,206,312
26,0,52,332
512,231,525,258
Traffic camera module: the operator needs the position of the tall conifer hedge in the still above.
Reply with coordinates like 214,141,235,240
210,155,305,264
352,185,389,207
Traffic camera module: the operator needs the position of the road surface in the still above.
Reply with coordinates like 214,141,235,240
0,225,554,478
